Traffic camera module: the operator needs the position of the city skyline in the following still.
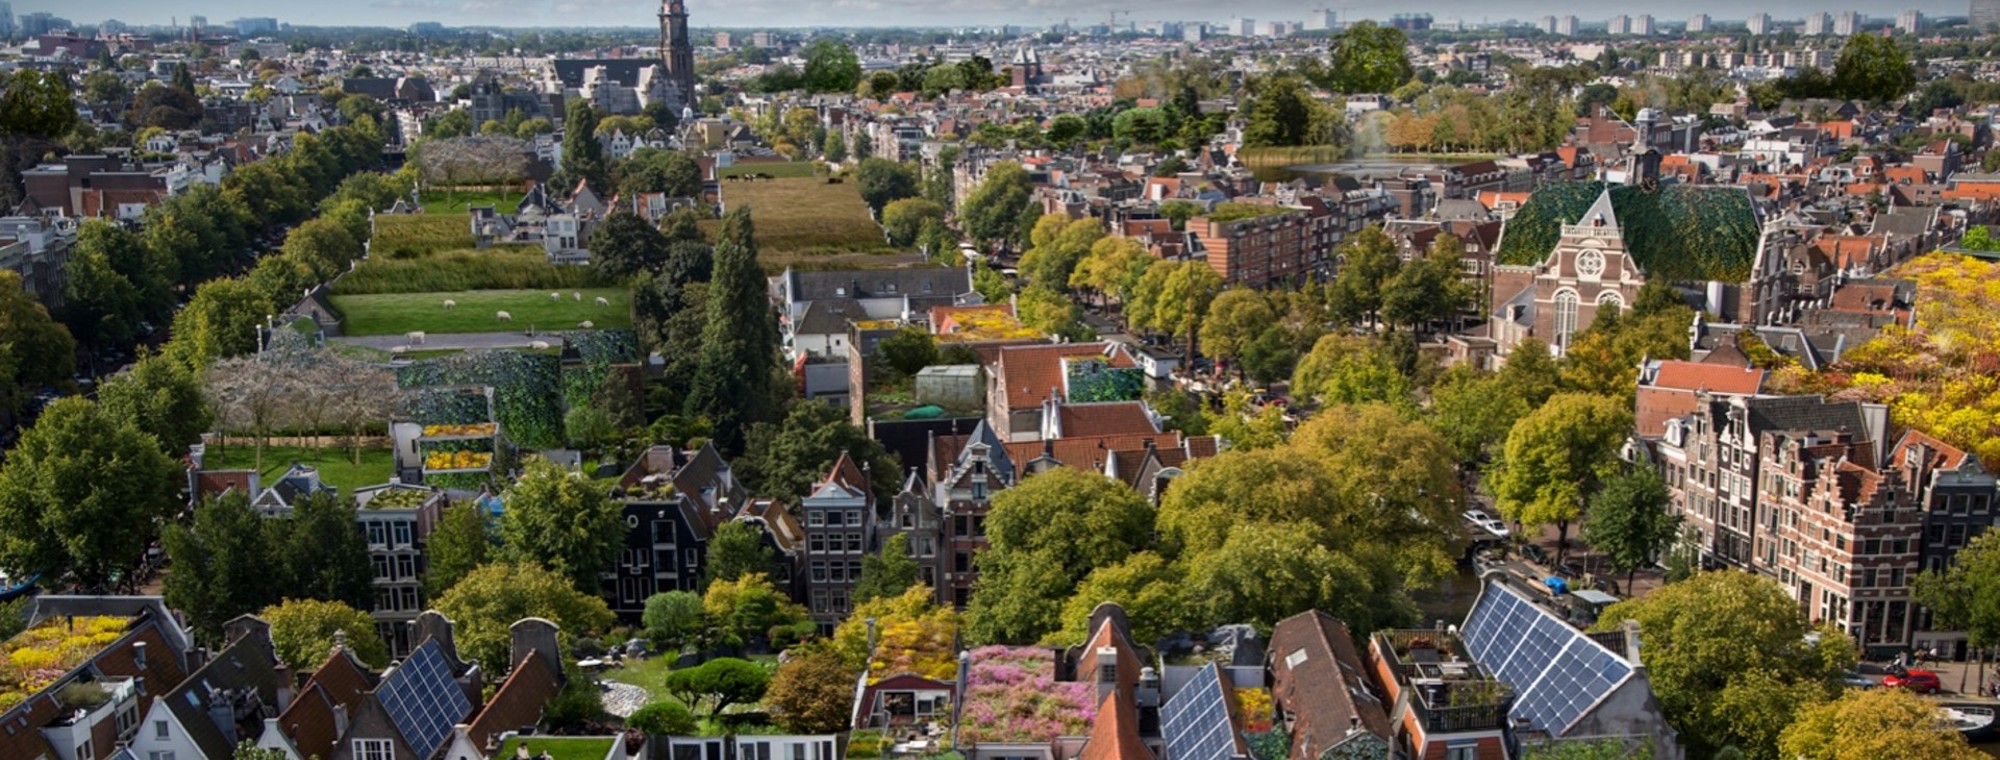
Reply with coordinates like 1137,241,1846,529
9,0,1969,31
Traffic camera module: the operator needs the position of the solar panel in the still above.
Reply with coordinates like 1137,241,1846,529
1460,583,1633,735
377,640,474,758
1160,663,1236,760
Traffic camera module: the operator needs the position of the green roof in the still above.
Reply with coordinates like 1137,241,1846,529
495,737,616,760
1495,182,1761,283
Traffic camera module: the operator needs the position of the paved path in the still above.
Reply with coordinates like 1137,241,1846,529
330,330,559,352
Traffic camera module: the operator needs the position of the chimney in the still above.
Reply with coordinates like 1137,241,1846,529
134,641,147,670
1136,666,1161,708
1348,715,1360,734
1621,619,1644,666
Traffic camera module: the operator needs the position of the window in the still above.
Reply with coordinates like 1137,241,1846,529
155,720,168,739
353,738,394,760
847,533,863,553
808,511,824,527
1445,744,1479,760
826,511,844,527
364,522,387,546
847,510,861,526
1597,290,1624,312
392,521,412,547
1553,289,1580,347
149,753,176,760
970,482,986,500
396,555,417,579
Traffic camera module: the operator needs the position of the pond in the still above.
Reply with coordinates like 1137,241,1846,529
1249,156,1493,183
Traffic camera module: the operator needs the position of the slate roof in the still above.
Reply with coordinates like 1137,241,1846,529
163,635,284,760
551,59,652,88
1496,181,1762,282
781,266,972,306
1745,395,1868,436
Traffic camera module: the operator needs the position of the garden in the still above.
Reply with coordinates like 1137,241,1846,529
0,616,130,709
701,177,910,272
199,445,396,494
494,736,618,760
956,646,1097,744
330,288,631,336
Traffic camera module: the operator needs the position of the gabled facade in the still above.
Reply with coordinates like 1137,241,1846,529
802,452,876,632
925,421,1016,608
1490,189,1644,356
352,483,448,658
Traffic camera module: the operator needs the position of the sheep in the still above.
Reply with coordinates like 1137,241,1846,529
551,292,561,300
573,291,582,301
389,345,409,355
496,310,513,322
529,340,551,350
578,320,594,329
405,331,426,345
594,296,611,307
442,299,456,309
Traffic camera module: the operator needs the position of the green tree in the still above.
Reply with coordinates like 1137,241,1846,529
881,197,946,248
557,98,610,192
434,561,616,674
1243,77,1342,148
686,206,776,456
965,468,1154,644
168,277,274,368
1070,236,1154,307
1500,337,1562,408
0,397,176,586
1427,365,1529,464
641,590,706,651
0,70,79,137
1380,233,1472,333
801,40,862,93
1185,521,1408,633
854,534,921,605
423,502,493,599
1912,530,2000,673
703,521,782,588
162,492,281,644
62,220,169,351
1051,552,1186,647
1018,215,1104,291
281,492,376,612
0,271,77,415
1329,225,1401,327
853,158,919,215
702,573,809,647
664,657,770,719
260,598,390,672
1490,393,1633,564
97,351,212,458
1324,21,1415,94
1128,259,1223,349
822,131,847,162
1582,468,1681,592
1777,687,1984,760
235,740,293,760
877,328,939,378
1112,107,1171,145
1199,288,1277,369
960,162,1033,249
1832,34,1917,103
736,401,901,503
589,210,672,279
627,701,699,736
617,148,703,198
1595,572,1852,760
428,108,473,139
499,458,623,591
765,647,859,734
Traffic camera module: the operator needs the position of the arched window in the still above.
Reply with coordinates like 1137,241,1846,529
1554,289,1580,347
1597,291,1625,313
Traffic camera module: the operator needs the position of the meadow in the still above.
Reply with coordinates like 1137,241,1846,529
330,288,631,336
370,213,475,257
701,177,902,271
200,445,396,493
419,187,525,214
333,245,609,295
718,160,818,179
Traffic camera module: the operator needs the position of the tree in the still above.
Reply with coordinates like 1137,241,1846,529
0,397,176,587
1593,572,1851,760
1200,289,1277,369
664,657,770,719
1329,225,1401,327
881,197,946,248
168,277,274,368
1427,366,1530,464
642,590,706,651
1018,215,1105,292
853,158,919,215
428,108,473,139
702,573,809,647
61,221,162,351
686,206,776,456
162,492,281,644
235,740,292,760
424,502,493,599
765,647,859,734
1381,233,1473,333
1051,552,1186,647
260,598,390,672
877,328,939,378
557,98,609,193
627,701,699,736
960,162,1033,249
589,210,671,279
703,521,783,588
413,136,531,196
1243,77,1343,149
1490,393,1633,564
499,458,623,591
1500,337,1562,408
736,401,901,504
1324,21,1414,94
1912,530,2000,676
822,132,847,163
433,562,616,674
1582,468,1681,592
1185,521,1406,633
0,70,79,137
618,148,702,198
1070,236,1153,308
1128,260,1222,349
1112,107,1171,145
1777,687,1984,760
965,468,1154,644
96,352,211,458
854,534,920,605
1832,34,1916,104
0,271,76,415
802,40,862,93
281,492,376,611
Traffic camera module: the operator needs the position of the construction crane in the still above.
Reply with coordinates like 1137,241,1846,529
1108,10,1128,29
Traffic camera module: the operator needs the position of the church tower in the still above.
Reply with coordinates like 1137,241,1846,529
659,0,696,110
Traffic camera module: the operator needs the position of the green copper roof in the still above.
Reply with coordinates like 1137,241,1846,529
1495,182,1761,283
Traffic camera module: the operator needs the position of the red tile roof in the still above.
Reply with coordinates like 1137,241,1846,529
279,648,375,760
1650,361,1766,395
1058,402,1160,438
466,653,561,751
995,343,1135,411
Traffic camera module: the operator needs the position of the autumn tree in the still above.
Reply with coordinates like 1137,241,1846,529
1777,687,1984,760
702,573,810,648
1017,215,1105,291
499,458,623,591
434,562,616,674
260,598,390,672
1127,259,1222,349
0,397,177,587
766,647,860,734
1490,393,1633,563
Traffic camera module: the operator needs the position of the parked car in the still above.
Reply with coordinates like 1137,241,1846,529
1884,669,1942,694
1461,509,1511,538
1842,671,1878,689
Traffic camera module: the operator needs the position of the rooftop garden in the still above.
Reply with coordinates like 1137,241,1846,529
936,309,1040,342
199,445,396,494
1204,202,1293,224
494,736,617,760
0,616,131,709
361,488,434,510
957,646,1096,745
1494,181,1760,282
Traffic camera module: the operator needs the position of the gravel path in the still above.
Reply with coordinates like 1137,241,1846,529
601,682,650,717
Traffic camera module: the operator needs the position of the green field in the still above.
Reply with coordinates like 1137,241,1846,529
495,737,616,760
331,288,631,336
335,246,610,295
419,188,524,214
200,445,396,493
702,177,899,271
718,160,817,179
372,213,475,257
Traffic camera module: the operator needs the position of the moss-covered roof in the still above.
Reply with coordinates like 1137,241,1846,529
1496,182,1761,283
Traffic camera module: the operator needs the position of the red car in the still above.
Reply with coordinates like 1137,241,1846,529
1883,669,1942,694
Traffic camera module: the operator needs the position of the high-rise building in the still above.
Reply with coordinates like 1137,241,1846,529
1229,17,1256,35
17,11,64,35
1608,14,1631,34
1539,15,1558,33
230,17,277,35
1305,8,1336,30
1635,14,1655,34
0,2,13,38
1898,9,1923,33
713,31,731,48
1747,12,1772,34
1976,0,2000,31
1834,11,1861,35
658,0,695,109
1688,13,1710,32
1557,15,1579,35
1803,11,1830,34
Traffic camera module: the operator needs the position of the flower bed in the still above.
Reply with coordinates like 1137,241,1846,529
363,488,434,510
422,423,497,438
424,470,491,491
0,617,130,709
957,646,1096,744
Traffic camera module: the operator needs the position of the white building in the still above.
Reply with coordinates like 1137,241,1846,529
1305,8,1336,30
1635,14,1655,34
1835,11,1861,35
1539,15,1558,33
1747,12,1771,34
1608,14,1631,34
1688,13,1710,32
1557,15,1579,35
1897,9,1923,33
1804,11,1830,35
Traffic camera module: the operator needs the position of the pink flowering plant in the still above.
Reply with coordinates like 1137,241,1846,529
957,646,1098,743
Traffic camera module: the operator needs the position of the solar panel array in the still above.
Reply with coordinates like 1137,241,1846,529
377,639,473,758
1460,583,1633,735
1160,662,1236,760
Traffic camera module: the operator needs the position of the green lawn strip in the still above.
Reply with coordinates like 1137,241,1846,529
199,445,396,493
372,214,475,256
495,736,617,760
718,161,817,178
331,289,631,336
420,189,522,215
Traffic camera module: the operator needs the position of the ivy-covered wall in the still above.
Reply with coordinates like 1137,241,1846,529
1496,181,1760,283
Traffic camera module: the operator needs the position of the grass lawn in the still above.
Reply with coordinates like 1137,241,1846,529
420,188,524,215
702,177,902,272
331,288,632,336
372,213,474,256
719,161,818,179
335,246,608,295
601,654,779,703
495,736,617,760
200,445,395,493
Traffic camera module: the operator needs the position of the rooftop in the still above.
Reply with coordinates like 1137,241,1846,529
0,617,132,709
495,736,617,760
957,646,1097,744
1497,181,1761,282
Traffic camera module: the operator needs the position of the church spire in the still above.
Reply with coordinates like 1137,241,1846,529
659,0,695,112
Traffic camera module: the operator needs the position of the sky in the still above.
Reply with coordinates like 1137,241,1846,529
17,0,1970,31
